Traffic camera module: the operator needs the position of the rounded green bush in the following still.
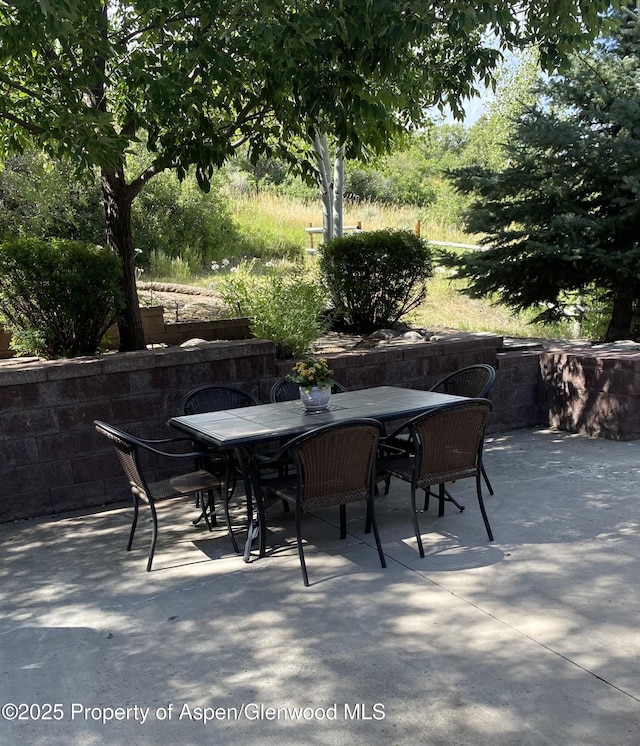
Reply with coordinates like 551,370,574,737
0,237,122,358
320,229,433,334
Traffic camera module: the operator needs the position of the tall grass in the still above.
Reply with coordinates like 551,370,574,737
153,191,581,340
230,192,314,250
413,270,576,338
229,192,477,251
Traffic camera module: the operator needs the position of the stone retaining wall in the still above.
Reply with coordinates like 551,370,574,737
0,307,252,359
493,349,543,433
0,339,274,523
105,307,252,348
1,332,639,523
539,345,640,440
272,333,501,398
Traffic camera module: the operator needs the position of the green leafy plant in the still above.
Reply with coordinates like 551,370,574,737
320,229,434,334
0,238,122,358
288,357,334,392
217,260,327,359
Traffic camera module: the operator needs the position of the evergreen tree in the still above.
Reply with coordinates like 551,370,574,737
445,5,640,341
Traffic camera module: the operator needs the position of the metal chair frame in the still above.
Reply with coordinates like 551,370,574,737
430,364,495,499
178,384,261,548
379,365,496,504
376,399,494,558
94,420,231,571
179,384,261,414
251,418,386,586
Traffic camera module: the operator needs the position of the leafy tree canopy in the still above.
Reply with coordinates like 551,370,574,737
445,4,640,342
0,0,614,350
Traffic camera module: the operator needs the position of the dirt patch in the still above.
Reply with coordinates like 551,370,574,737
137,282,228,323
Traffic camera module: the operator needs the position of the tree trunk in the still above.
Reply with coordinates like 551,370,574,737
604,278,635,342
333,144,345,239
313,133,334,244
313,133,346,244
101,167,145,351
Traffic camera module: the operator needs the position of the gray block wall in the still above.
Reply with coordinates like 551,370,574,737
3,331,638,524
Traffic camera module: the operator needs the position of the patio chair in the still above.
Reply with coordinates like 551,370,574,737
268,379,348,482
430,364,496,399
250,419,386,586
381,364,496,506
269,378,347,403
178,385,261,548
94,420,231,571
430,364,495,497
376,399,494,558
179,384,261,414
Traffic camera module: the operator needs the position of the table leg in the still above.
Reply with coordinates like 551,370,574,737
235,447,262,562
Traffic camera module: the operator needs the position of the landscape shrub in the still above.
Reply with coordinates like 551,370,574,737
344,168,394,203
320,229,433,334
216,260,327,359
0,237,122,358
131,169,242,268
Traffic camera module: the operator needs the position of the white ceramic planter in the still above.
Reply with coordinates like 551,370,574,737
299,385,332,412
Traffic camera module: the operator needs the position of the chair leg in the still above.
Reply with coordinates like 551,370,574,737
444,485,465,513
426,485,465,513
482,464,494,496
438,483,446,517
127,496,139,551
366,497,386,569
200,490,214,531
209,497,218,526
364,500,372,534
227,469,237,498
294,505,309,587
193,488,218,527
410,486,425,558
339,504,346,540
146,501,159,572
245,460,266,559
223,502,240,554
476,474,494,541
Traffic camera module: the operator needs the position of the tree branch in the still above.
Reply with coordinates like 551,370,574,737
0,110,45,135
219,102,273,144
119,12,200,44
0,73,50,104
128,161,165,198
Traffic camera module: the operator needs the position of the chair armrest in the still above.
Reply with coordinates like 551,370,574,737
136,439,225,463
249,439,291,468
139,435,195,446
251,453,273,466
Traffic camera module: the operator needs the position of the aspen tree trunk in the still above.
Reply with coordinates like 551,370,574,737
313,133,345,244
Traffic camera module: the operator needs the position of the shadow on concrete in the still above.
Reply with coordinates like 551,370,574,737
1,427,639,745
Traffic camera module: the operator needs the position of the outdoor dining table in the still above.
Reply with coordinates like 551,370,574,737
168,385,466,561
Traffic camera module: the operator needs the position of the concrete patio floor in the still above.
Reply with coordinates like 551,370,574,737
1,427,639,745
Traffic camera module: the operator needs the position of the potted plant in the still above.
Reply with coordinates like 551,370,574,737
288,357,335,411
